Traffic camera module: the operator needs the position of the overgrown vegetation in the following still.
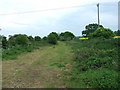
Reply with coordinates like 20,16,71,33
65,24,119,88
82,23,104,37
1,23,119,88
47,31,75,44
2,40,50,60
59,31,75,41
1,34,50,60
47,32,58,44
65,38,119,88
89,28,115,39
1,31,75,60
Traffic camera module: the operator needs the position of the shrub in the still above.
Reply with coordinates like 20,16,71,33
15,34,30,46
2,40,50,60
79,69,118,88
82,23,104,37
65,38,119,88
34,36,41,41
67,69,118,88
79,56,113,71
89,28,115,39
47,32,58,44
2,36,8,49
42,36,47,40
28,36,34,42
59,31,75,41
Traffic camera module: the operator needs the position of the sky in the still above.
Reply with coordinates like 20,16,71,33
0,0,119,37
118,1,120,30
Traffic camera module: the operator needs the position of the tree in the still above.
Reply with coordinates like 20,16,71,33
34,36,41,41
8,35,16,47
82,24,104,37
15,34,30,46
50,32,59,40
28,36,34,42
42,36,47,40
47,32,57,44
59,31,75,41
89,28,115,39
8,34,30,47
2,36,8,49
0,35,2,48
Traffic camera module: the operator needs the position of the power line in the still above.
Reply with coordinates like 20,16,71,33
0,4,95,16
0,3,117,16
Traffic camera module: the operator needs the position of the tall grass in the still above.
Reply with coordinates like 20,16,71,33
65,38,119,88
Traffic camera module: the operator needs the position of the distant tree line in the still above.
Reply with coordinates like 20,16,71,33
1,34,41,49
1,31,75,49
47,31,75,44
2,23,117,49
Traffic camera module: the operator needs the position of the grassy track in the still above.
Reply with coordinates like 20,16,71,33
2,42,74,88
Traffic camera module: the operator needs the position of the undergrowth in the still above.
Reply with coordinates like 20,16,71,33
65,38,119,88
2,41,50,60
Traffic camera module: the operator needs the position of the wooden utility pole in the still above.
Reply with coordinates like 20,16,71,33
97,3,100,27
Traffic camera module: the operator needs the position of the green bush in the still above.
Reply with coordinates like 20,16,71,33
65,38,119,88
34,36,41,41
82,23,104,37
89,28,115,39
2,41,50,60
67,69,118,88
2,36,8,49
79,56,114,71
47,32,58,44
79,69,118,88
59,31,75,41
15,34,30,46
28,36,34,42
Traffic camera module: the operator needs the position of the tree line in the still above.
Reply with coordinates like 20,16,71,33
1,31,75,49
1,23,119,49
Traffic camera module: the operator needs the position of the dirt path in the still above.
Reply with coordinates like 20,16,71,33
2,42,74,88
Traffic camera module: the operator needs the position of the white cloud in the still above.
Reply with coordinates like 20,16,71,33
0,0,119,37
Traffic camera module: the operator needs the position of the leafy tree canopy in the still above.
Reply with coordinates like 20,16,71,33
28,36,34,41
47,32,58,44
8,34,29,47
15,34,30,46
42,36,47,40
2,36,8,49
82,23,104,37
59,31,75,41
50,32,59,40
34,36,41,41
89,28,115,39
